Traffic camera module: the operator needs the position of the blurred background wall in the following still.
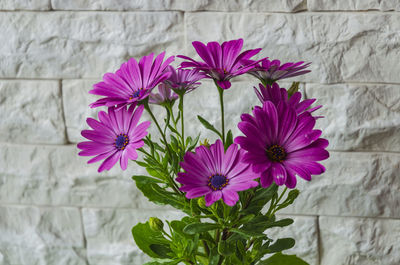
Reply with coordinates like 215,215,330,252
0,0,399,264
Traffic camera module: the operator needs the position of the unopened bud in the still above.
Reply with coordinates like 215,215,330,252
197,197,207,209
200,139,210,148
149,217,164,232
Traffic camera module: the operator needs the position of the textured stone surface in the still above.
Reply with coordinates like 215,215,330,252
309,0,400,11
63,79,100,143
0,144,159,208
52,0,306,12
268,215,319,265
307,83,400,152
319,216,400,265
0,205,86,265
185,12,400,84
283,151,400,218
0,80,66,144
82,208,184,265
0,0,50,10
0,12,183,78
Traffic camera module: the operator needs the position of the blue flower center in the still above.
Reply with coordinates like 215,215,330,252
266,144,286,162
114,134,129,150
208,174,228,191
129,88,143,100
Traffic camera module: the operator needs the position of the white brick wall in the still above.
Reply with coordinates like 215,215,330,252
0,1,399,264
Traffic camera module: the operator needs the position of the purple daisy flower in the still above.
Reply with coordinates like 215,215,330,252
254,83,322,115
149,83,179,105
164,66,206,94
178,39,261,90
78,105,150,172
89,52,174,109
245,58,311,83
176,140,258,206
235,101,329,189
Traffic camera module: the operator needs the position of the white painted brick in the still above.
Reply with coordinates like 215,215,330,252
82,208,184,265
0,80,66,144
0,12,183,78
319,216,400,265
52,0,306,12
308,0,400,11
0,205,86,265
0,0,50,10
282,151,400,218
307,83,400,152
0,144,159,208
269,215,319,265
185,12,400,84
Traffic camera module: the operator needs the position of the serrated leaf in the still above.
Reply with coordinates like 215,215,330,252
197,115,222,138
183,223,221,235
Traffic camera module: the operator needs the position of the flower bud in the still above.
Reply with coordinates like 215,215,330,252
200,139,210,148
149,217,164,232
197,197,207,209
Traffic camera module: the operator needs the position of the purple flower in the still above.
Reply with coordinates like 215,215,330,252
254,83,322,115
78,105,150,172
246,58,311,83
178,39,261,90
235,101,329,189
149,83,179,105
177,140,258,206
89,52,174,109
164,66,206,94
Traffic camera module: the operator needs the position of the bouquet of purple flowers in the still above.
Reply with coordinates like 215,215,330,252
78,39,329,265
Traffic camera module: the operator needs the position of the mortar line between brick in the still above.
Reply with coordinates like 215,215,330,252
0,10,398,14
58,79,70,144
316,215,322,265
1,142,399,155
0,203,399,221
2,78,400,86
78,207,90,265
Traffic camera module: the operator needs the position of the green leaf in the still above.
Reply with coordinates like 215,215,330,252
183,223,221,235
150,244,173,259
229,228,266,239
197,115,222,138
209,247,220,265
275,189,299,212
258,252,309,265
132,175,188,212
235,240,246,262
265,218,294,229
267,238,295,253
224,130,233,150
243,185,278,215
132,222,171,259
218,240,234,256
287,82,300,98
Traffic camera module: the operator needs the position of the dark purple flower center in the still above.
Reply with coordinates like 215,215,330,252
114,134,129,150
208,174,228,191
129,88,143,100
266,144,286,162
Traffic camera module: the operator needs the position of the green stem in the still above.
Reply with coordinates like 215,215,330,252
143,101,181,194
144,101,172,157
216,82,225,145
202,240,210,257
179,95,185,148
